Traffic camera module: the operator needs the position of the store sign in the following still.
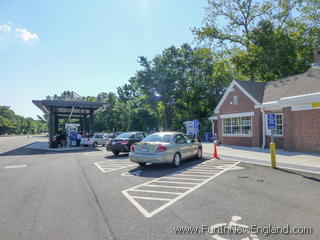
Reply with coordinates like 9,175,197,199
193,120,199,134
267,114,276,130
184,121,195,135
292,102,320,111
183,120,199,135
311,102,320,108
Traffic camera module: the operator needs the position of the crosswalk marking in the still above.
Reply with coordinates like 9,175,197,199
130,196,173,201
95,160,135,173
129,189,181,195
122,159,240,218
165,176,204,181
143,184,192,189
156,180,198,185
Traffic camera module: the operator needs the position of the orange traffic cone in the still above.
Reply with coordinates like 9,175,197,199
213,143,220,159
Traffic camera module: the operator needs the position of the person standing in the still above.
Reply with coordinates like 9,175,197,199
76,132,82,147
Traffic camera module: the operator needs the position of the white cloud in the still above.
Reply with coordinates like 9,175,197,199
15,28,39,42
0,22,39,43
0,24,12,32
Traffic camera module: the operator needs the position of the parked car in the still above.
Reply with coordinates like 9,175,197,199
129,132,202,167
81,133,107,147
52,133,67,148
106,132,122,140
106,131,146,156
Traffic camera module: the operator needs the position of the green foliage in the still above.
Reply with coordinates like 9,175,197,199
193,0,319,82
0,106,47,135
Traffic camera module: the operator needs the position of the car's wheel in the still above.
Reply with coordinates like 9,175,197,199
93,142,98,148
172,153,181,167
112,151,120,156
138,162,146,167
196,147,202,159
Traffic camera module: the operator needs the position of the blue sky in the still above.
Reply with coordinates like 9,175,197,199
0,0,207,118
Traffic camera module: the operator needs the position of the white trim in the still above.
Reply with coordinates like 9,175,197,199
220,112,254,118
222,134,253,137
292,103,320,111
261,108,266,149
214,81,260,114
280,92,320,104
260,92,320,110
208,116,218,121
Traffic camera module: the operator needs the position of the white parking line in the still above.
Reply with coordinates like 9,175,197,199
4,164,27,169
94,160,135,173
122,159,240,218
156,180,198,185
143,184,192,189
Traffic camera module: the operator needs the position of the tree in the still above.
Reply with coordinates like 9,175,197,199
0,106,46,135
193,0,319,81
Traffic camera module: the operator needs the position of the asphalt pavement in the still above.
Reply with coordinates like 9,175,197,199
0,136,319,240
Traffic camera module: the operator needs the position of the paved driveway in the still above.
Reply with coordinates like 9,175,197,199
0,136,319,240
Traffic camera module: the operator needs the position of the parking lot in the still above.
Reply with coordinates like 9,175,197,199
0,136,319,240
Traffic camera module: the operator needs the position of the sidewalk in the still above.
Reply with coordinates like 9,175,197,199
202,143,320,174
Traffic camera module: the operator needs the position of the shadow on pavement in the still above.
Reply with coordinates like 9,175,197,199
276,168,320,182
104,153,130,159
0,143,101,156
124,157,209,179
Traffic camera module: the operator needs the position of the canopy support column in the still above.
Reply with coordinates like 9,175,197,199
48,107,54,148
54,115,59,135
89,110,93,134
83,116,87,135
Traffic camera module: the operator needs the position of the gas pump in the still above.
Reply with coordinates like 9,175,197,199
65,123,80,147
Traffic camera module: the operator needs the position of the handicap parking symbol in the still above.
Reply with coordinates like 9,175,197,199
121,170,143,177
211,216,259,240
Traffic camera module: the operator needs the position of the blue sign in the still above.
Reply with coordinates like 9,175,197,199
267,114,276,130
193,119,199,133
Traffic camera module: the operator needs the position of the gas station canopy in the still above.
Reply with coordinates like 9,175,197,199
33,99,105,148
32,100,105,118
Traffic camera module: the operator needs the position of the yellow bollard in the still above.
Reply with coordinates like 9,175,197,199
270,142,276,168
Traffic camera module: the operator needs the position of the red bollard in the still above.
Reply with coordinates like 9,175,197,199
213,143,220,159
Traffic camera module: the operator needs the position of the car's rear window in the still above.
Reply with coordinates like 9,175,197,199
116,132,134,139
141,134,171,143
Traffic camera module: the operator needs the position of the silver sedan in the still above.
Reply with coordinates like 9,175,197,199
129,132,202,167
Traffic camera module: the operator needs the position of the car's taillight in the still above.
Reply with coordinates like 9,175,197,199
130,145,135,152
52,137,56,141
156,145,167,152
120,140,129,144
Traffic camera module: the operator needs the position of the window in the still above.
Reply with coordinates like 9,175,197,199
233,96,238,105
275,114,283,135
142,133,171,143
223,116,252,136
135,133,144,140
266,113,283,136
174,134,187,144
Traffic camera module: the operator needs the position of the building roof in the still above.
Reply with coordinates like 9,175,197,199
235,80,266,103
32,100,105,118
234,66,320,104
263,66,320,103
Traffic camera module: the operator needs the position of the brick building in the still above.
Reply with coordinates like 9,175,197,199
209,52,320,153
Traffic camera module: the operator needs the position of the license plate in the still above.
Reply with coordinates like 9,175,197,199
141,146,149,152
112,142,116,145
